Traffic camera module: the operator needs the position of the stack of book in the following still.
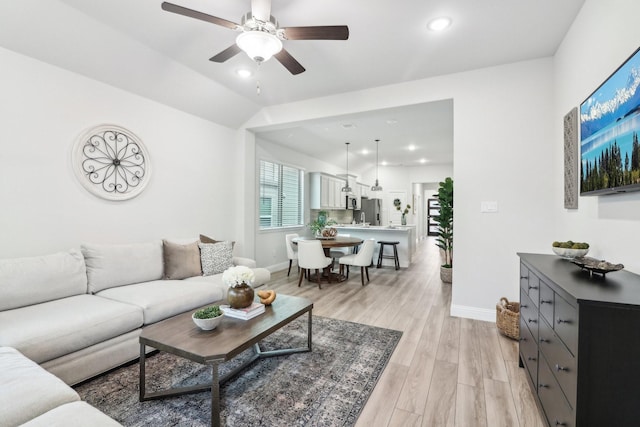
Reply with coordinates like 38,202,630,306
221,302,265,320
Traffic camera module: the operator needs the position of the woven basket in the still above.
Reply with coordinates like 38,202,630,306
496,297,520,340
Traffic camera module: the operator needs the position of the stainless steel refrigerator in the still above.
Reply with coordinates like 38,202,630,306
357,198,382,225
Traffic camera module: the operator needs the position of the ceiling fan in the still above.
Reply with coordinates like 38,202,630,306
161,0,349,75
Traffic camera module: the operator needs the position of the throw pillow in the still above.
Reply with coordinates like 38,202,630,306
200,234,235,248
162,240,202,280
199,241,234,276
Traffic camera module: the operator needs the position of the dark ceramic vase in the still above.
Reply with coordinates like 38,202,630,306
227,282,254,309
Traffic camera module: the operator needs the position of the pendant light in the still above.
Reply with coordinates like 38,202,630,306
341,142,352,193
371,139,383,191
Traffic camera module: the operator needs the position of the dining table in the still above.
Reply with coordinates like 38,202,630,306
292,235,363,283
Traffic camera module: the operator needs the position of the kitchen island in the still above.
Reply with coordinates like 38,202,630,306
333,225,416,268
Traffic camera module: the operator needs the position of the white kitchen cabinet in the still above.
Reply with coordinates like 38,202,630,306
320,175,331,208
310,172,347,209
332,178,345,208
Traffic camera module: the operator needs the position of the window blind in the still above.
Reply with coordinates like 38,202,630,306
259,160,303,229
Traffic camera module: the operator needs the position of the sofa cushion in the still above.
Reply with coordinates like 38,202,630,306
97,279,225,325
20,401,123,427
163,240,202,279
200,233,235,248
0,346,80,427
199,241,233,276
82,241,163,293
0,294,143,364
232,256,257,268
0,249,87,311
184,268,270,293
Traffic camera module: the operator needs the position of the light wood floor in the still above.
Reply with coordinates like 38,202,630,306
265,237,545,427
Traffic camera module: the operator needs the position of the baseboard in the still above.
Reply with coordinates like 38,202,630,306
266,261,290,273
450,304,495,322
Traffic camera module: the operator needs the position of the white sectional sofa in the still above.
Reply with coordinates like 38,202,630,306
0,346,122,426
0,237,270,426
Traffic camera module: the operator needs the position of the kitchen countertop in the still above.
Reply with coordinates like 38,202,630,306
333,224,416,267
334,224,415,231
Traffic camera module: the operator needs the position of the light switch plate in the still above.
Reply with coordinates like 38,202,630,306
481,201,498,213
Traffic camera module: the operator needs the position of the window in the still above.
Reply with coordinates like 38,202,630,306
259,160,303,229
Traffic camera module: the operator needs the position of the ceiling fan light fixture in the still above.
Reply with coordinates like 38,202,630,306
236,31,282,62
371,139,383,192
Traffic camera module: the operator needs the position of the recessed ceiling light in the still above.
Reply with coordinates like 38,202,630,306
236,69,252,78
427,17,452,32
419,158,427,164
381,161,388,166
408,145,416,151
386,119,398,125
361,149,369,155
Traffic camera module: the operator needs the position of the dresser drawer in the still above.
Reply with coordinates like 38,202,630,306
554,294,578,355
539,279,554,325
520,264,530,294
520,290,538,340
538,316,577,408
519,315,538,386
538,355,575,427
527,273,540,308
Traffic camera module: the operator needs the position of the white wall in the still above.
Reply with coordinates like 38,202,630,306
244,58,556,320
0,47,239,258
553,0,640,273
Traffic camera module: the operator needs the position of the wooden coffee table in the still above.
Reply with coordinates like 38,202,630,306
139,294,313,427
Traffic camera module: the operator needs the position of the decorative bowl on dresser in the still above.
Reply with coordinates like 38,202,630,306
518,253,640,427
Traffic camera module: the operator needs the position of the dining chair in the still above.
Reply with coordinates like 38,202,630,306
338,238,376,286
329,233,350,269
297,239,332,289
285,233,299,276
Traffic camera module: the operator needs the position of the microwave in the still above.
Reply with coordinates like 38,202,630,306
346,196,358,210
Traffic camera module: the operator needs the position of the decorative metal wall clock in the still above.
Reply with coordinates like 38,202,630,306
72,124,151,200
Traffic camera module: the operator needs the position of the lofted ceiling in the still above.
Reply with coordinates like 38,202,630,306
0,0,584,169
257,100,454,172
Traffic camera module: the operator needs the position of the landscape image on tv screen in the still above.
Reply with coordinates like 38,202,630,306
580,47,640,195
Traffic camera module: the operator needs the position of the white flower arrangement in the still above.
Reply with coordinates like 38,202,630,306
222,265,255,288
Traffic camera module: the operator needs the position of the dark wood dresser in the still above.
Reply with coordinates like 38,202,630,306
518,253,640,427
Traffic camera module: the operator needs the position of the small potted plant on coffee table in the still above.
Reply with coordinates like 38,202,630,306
192,305,224,330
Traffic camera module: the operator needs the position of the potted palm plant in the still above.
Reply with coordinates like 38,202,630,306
433,177,453,283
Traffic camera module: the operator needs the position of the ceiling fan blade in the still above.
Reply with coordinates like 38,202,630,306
161,2,239,30
282,25,349,40
209,44,243,63
251,0,272,22
274,49,306,75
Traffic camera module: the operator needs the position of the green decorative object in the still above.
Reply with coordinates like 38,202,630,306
308,210,337,236
192,305,224,330
433,177,453,282
193,305,222,319
396,204,411,226
227,282,255,309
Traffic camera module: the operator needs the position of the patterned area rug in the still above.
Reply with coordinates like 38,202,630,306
75,316,401,427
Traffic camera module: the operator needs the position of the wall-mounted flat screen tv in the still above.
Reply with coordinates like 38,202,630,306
580,46,640,196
